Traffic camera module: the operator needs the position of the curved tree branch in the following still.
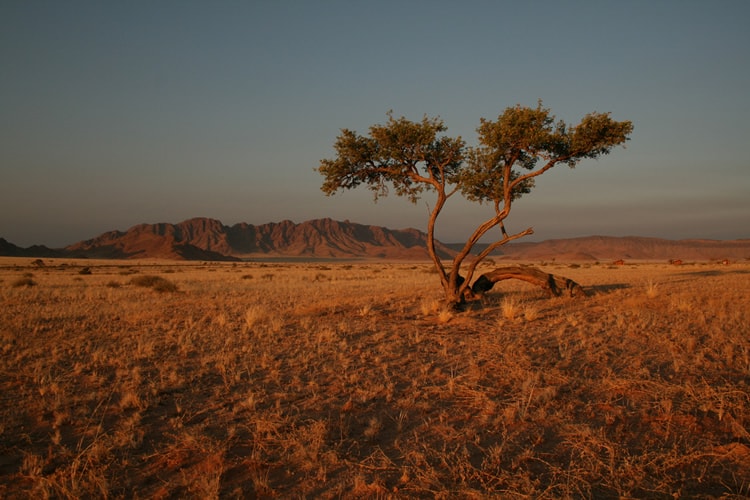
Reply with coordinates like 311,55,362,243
471,266,586,299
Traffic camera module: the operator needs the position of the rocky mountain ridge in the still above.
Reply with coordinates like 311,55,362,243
63,218,455,260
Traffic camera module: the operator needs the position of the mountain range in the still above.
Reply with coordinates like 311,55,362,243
2,217,748,262
1,218,454,261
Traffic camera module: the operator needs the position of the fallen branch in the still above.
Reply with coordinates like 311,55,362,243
471,266,586,298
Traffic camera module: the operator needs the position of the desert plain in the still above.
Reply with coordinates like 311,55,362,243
1,256,748,498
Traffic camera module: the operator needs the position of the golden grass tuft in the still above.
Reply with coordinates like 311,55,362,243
244,305,266,330
500,296,519,320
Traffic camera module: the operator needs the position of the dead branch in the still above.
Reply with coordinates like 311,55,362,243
470,266,586,298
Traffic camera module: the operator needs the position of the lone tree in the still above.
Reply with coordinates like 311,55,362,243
318,102,633,306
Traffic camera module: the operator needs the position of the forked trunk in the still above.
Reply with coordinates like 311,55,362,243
438,271,467,309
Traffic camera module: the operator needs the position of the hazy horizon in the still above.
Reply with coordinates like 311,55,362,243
2,1,749,248
3,214,749,251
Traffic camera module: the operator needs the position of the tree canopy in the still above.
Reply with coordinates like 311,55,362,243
319,102,633,305
319,113,465,203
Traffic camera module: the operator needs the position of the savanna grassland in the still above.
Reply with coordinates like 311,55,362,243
1,257,749,499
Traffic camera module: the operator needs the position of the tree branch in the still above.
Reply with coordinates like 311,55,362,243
509,154,574,192
425,188,449,289
461,226,534,296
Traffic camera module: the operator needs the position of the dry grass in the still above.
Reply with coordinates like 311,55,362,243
1,257,749,498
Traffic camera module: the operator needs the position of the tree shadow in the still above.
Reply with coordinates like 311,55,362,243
675,269,750,278
586,283,630,295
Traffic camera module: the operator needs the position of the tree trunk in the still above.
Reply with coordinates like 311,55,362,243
440,274,467,309
470,266,586,298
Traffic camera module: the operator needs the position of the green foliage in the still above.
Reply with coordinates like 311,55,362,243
461,102,633,205
319,103,632,209
318,113,465,203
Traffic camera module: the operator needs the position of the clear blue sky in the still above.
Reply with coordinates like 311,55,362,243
2,0,748,247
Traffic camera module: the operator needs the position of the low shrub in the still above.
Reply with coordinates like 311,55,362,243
12,277,36,288
129,275,178,293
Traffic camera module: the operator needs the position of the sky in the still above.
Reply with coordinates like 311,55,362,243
1,0,748,248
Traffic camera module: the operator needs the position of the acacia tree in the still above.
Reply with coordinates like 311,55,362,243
318,102,633,306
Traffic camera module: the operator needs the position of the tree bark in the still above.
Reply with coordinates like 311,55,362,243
470,266,586,298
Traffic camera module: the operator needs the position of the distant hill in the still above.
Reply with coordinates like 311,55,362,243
0,238,65,258
453,235,750,262
64,218,242,261
2,219,748,262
